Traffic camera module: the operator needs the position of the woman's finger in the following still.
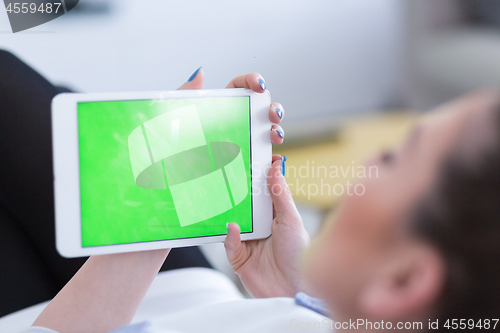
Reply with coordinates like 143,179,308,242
271,125,284,144
271,154,284,219
267,159,302,224
269,103,284,124
272,154,282,164
177,67,204,90
226,73,266,93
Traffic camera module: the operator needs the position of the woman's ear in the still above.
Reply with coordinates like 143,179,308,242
358,243,445,320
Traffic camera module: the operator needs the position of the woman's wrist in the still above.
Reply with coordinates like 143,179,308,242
33,249,170,333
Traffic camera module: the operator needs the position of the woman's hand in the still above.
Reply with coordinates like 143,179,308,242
179,70,306,298
222,74,310,298
225,160,310,298
181,70,285,145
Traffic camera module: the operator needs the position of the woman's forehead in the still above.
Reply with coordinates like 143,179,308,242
403,93,499,197
421,91,498,125
417,93,498,152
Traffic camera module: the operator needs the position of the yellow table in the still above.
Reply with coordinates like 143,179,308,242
274,112,417,210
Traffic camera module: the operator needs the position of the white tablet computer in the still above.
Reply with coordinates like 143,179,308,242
52,89,272,258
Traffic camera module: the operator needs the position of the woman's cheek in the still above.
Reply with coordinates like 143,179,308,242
299,229,335,297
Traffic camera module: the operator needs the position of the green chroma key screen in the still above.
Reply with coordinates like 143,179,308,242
77,97,253,247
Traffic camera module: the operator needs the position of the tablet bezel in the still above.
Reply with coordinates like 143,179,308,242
52,89,272,257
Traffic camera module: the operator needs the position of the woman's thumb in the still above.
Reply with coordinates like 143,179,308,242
224,222,243,264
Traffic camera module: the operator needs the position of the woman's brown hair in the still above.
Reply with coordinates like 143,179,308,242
413,104,500,330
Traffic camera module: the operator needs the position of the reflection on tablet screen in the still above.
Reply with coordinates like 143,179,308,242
77,97,252,247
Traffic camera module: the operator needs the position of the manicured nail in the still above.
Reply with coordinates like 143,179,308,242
276,129,284,139
276,108,283,120
259,78,266,90
188,66,202,82
281,155,287,176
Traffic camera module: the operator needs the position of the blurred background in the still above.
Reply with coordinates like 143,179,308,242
1,0,499,285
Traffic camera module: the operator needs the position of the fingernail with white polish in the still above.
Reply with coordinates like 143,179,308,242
259,78,266,90
276,108,283,120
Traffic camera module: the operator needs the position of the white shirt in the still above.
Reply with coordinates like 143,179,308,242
0,268,333,333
